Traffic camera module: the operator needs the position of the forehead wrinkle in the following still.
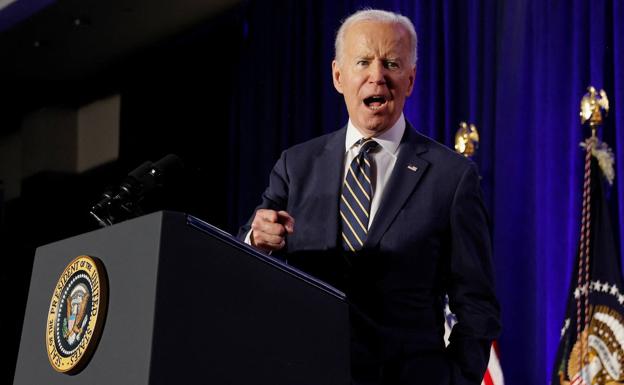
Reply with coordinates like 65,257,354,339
344,22,411,61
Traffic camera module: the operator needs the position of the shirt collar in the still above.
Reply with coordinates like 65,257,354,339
345,113,405,156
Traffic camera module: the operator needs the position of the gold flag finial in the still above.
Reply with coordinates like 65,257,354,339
580,86,609,137
454,121,479,158
579,85,615,184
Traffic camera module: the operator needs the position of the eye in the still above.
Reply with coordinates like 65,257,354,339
356,60,369,66
385,61,399,69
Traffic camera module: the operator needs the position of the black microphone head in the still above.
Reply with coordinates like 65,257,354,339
154,154,184,175
151,154,184,187
89,154,185,226
127,161,154,180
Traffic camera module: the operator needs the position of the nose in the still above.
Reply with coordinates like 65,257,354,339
368,60,387,84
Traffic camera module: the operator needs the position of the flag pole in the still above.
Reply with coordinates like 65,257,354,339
574,85,610,380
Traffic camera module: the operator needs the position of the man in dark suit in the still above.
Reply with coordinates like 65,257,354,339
239,9,500,385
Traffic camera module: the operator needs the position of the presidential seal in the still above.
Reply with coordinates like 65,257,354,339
45,255,108,374
564,305,624,385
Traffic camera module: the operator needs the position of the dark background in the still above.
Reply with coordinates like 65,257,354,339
1,1,623,384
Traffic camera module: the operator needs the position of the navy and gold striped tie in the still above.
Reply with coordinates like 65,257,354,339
340,138,379,251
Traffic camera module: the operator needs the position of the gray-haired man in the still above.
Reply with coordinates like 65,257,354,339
240,9,501,384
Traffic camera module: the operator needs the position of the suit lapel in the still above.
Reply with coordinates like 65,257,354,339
364,125,430,248
314,127,346,250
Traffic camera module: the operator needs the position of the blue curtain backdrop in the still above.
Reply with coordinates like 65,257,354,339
227,1,624,384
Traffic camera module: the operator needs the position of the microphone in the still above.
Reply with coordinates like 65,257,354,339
90,154,184,227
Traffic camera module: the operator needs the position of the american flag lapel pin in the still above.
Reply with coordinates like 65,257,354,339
407,164,418,172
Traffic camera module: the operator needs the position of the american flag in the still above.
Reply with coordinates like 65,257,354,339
550,153,624,385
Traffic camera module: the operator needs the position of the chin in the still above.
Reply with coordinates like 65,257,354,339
361,117,392,134
361,124,389,136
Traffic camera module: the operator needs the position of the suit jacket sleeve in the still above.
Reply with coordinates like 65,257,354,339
446,163,501,385
237,151,290,240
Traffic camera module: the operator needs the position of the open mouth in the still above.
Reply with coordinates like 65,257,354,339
363,95,388,111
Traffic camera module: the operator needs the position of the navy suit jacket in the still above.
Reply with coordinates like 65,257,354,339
239,123,501,385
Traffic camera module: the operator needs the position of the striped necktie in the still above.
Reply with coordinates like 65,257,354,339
340,138,379,251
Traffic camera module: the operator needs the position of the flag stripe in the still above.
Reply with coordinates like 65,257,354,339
482,370,494,385
486,344,504,385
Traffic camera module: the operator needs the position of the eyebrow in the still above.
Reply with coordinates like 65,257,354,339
354,56,402,62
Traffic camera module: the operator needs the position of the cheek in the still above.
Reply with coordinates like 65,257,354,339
345,73,364,91
344,84,362,103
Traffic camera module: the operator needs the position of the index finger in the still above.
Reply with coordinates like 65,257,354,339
256,209,279,223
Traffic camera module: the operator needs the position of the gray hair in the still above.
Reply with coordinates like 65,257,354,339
334,9,418,66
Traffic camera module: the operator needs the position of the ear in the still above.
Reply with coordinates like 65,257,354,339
332,60,344,94
405,64,416,96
